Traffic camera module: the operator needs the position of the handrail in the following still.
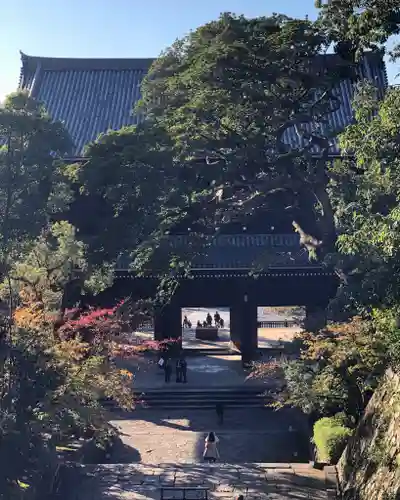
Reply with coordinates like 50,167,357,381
257,320,297,328
160,487,209,500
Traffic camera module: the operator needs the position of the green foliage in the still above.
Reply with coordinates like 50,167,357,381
136,13,357,259
0,222,135,499
316,0,400,60
313,413,352,463
66,125,176,270
328,84,400,318
255,317,388,420
0,91,72,267
372,308,400,371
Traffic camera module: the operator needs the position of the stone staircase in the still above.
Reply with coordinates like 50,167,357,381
63,462,339,499
132,387,272,409
104,387,272,410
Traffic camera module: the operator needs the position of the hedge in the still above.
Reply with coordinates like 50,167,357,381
313,413,352,464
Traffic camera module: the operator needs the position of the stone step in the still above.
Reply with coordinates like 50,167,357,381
134,402,267,409
104,387,272,409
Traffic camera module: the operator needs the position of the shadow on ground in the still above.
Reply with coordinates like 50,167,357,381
109,407,311,464
68,463,329,500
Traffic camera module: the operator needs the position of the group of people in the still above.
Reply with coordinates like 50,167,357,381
195,311,225,329
182,311,226,330
160,355,188,383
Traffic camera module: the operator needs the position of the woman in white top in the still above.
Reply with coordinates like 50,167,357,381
203,431,219,462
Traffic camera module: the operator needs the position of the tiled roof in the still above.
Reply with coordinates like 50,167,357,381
19,52,387,157
115,233,321,272
19,53,153,156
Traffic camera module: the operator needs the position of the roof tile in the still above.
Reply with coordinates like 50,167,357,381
19,52,387,156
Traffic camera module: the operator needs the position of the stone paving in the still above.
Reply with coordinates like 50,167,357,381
67,463,336,499
119,354,284,390
110,408,310,464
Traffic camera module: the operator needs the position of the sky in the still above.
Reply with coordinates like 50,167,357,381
0,0,398,100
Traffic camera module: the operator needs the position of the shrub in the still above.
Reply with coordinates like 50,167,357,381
313,413,352,464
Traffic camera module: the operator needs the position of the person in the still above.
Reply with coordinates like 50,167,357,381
183,315,189,328
203,320,207,327
216,402,224,425
175,358,182,383
206,312,212,327
203,431,219,463
214,311,221,327
236,496,244,500
180,357,187,383
164,358,172,383
219,317,224,329
197,320,202,328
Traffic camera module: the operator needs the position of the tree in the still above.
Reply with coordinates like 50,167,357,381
252,317,387,422
65,124,176,270
138,13,356,259
0,222,135,498
0,91,71,271
327,84,400,316
316,0,400,61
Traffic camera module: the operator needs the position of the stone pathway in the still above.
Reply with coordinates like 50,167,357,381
67,463,337,499
119,354,282,390
110,408,309,464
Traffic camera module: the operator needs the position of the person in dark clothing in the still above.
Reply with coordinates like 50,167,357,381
176,359,182,383
164,358,172,383
214,311,221,327
206,313,212,326
216,402,224,425
180,357,187,383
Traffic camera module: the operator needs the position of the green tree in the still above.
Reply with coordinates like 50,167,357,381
316,0,400,60
138,13,356,259
65,124,181,272
328,84,400,316
252,317,387,421
0,91,72,270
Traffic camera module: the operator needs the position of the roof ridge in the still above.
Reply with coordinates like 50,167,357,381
20,52,154,72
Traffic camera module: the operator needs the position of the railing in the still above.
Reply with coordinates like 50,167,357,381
138,319,297,330
169,233,299,248
160,487,209,500
257,320,297,328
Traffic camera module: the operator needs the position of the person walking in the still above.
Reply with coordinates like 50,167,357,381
203,431,219,463
180,357,187,383
216,402,224,425
206,312,212,327
164,358,172,383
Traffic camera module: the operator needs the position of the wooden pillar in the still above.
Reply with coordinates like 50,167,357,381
230,295,258,362
154,303,182,342
240,296,258,363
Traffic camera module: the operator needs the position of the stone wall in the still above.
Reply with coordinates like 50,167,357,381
337,368,400,500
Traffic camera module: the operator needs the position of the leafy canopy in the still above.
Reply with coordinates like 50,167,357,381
316,0,400,60
0,91,71,267
137,13,356,258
